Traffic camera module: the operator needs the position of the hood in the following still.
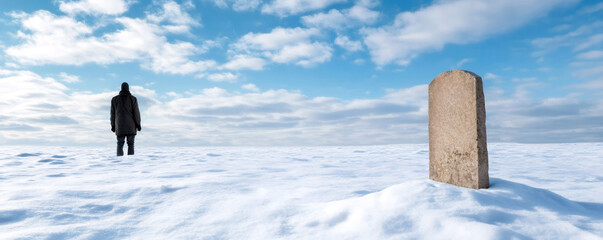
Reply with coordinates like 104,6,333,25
121,82,129,93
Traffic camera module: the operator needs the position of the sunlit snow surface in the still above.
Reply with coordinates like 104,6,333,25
1,143,602,239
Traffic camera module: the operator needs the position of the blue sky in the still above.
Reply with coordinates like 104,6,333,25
0,0,602,146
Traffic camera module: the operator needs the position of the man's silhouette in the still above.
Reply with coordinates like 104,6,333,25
111,82,141,156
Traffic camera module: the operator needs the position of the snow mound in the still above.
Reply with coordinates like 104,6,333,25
289,178,603,239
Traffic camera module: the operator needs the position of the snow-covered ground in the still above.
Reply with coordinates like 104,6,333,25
1,143,602,239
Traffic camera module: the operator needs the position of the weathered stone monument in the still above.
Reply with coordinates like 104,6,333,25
429,70,489,189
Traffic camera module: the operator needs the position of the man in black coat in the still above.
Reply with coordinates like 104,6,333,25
111,82,141,156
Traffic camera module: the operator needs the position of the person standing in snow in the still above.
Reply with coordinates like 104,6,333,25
111,82,141,156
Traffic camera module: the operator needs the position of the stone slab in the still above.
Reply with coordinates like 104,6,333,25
428,70,489,189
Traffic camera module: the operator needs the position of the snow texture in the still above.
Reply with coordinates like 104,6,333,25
0,143,602,239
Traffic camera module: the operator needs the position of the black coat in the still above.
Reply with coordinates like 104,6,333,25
111,91,141,136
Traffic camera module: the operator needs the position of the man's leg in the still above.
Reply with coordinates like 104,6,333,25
127,135,135,155
116,135,125,156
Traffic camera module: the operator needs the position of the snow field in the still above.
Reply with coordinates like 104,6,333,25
0,143,602,239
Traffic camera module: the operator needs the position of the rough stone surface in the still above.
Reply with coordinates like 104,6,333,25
429,70,489,189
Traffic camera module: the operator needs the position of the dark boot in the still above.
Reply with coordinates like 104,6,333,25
127,144,134,155
117,135,125,156
127,135,135,155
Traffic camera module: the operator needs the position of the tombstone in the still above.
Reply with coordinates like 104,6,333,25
428,70,489,189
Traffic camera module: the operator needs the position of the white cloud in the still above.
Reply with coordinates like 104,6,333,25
578,2,603,15
262,0,346,17
59,0,130,15
355,0,378,8
455,58,472,68
233,0,262,11
302,9,347,29
484,82,603,143
574,62,603,77
2,68,602,145
268,42,332,66
483,72,504,84
301,4,379,30
577,50,603,60
166,91,182,98
531,22,603,56
59,72,80,83
200,38,227,52
234,27,319,51
571,79,603,89
242,83,260,91
143,40,217,74
207,0,262,11
484,73,501,81
4,62,20,69
575,34,603,52
208,0,229,8
147,1,199,33
208,72,238,82
147,85,428,145
231,27,333,67
551,24,572,32
362,0,576,66
347,4,379,23
6,2,214,75
335,35,363,52
6,10,97,65
221,54,267,71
